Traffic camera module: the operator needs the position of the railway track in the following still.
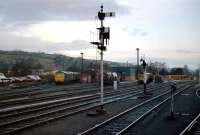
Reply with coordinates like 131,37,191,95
0,82,137,98
0,83,100,101
0,80,184,108
0,81,137,98
0,86,143,117
0,82,169,115
78,82,194,135
0,83,171,135
0,82,139,108
179,113,200,135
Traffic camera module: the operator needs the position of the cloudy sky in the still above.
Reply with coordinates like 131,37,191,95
0,0,199,69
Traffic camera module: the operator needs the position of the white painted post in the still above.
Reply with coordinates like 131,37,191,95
100,50,104,108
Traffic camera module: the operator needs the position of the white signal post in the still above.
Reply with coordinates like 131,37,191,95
91,5,115,110
100,17,104,109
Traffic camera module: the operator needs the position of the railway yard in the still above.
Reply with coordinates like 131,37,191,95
0,81,199,135
0,1,199,135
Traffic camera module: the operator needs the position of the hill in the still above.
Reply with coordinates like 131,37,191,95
0,50,124,75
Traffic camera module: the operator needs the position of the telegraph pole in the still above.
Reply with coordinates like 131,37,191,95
63,56,65,71
136,48,140,81
90,5,115,111
80,52,84,82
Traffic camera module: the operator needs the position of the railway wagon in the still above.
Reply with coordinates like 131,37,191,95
163,75,193,80
138,73,153,84
103,72,119,85
54,71,80,84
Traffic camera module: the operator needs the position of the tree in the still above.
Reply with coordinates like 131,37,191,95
0,62,9,75
11,59,31,76
11,57,43,76
54,55,64,66
35,63,42,69
148,61,169,75
66,65,79,72
54,55,66,70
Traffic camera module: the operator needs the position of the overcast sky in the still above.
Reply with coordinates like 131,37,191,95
0,0,199,69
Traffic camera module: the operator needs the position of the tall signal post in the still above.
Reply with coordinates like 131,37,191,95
91,5,115,110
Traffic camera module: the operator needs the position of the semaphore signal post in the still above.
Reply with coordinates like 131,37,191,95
90,5,115,111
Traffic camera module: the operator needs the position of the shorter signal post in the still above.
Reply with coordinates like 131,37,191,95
199,70,200,84
167,83,177,120
139,58,153,98
141,58,147,95
89,5,115,115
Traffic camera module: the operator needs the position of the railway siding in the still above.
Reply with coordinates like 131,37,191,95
79,82,195,135
118,83,200,135
0,81,196,135
0,82,170,135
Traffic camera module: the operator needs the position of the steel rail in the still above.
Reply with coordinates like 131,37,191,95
0,83,147,115
0,81,162,114
0,82,138,107
0,85,117,108
0,82,137,97
0,84,166,126
179,113,200,135
0,83,99,97
0,87,142,119
0,83,169,135
78,82,193,135
117,84,194,135
0,82,169,115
